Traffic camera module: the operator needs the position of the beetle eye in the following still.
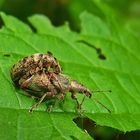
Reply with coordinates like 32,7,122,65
62,79,69,85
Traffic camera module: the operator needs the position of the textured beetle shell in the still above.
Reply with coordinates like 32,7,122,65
11,53,61,86
19,73,57,98
19,72,92,99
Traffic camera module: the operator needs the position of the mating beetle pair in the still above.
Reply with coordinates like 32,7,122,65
11,52,111,112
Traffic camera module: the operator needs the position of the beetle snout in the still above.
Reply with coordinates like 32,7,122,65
85,90,92,98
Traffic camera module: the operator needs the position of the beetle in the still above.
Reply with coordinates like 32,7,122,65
18,71,111,112
11,52,61,87
11,52,111,112
18,72,93,112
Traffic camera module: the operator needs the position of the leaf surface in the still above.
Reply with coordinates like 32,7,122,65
0,12,140,140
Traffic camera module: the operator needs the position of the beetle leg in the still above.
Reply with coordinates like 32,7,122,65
71,92,81,109
23,91,39,99
50,73,64,93
29,93,47,112
20,75,35,88
47,94,64,112
71,92,87,113
29,92,55,112
47,100,57,112
79,95,86,110
21,72,48,89
57,94,64,101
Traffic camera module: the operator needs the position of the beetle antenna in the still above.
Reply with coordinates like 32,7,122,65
91,90,111,113
92,97,111,113
78,90,111,113
93,90,112,93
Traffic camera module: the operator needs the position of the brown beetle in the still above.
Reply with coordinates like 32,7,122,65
19,72,111,112
11,52,61,86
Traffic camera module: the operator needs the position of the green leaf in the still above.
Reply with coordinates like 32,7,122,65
0,11,140,139
80,11,111,37
0,109,89,140
0,12,32,33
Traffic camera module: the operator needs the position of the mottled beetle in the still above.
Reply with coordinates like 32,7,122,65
19,72,94,112
11,52,61,86
11,52,111,112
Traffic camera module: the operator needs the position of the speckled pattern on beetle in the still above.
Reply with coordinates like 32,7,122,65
11,52,61,86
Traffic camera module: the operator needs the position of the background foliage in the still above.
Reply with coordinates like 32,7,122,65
0,0,140,140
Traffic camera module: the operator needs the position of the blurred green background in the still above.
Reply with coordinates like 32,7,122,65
0,0,140,140
0,0,140,34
